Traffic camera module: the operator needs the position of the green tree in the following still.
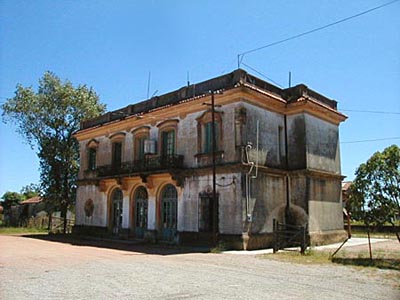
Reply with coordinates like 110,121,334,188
349,145,400,242
0,191,24,211
2,72,106,233
20,183,41,199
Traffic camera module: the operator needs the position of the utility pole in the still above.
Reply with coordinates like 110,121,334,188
211,91,218,245
204,91,222,245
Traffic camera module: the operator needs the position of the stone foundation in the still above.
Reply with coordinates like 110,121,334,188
73,225,348,250
309,229,348,246
178,232,275,250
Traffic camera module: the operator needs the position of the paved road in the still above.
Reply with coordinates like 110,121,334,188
0,235,398,300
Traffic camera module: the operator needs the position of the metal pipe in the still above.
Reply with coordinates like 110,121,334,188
211,92,218,244
284,114,290,223
251,120,259,179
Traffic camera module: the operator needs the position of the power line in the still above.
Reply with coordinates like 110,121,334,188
238,0,399,66
341,109,400,115
341,137,400,144
241,62,284,88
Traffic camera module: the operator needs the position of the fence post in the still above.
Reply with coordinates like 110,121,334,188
300,225,306,255
273,219,277,253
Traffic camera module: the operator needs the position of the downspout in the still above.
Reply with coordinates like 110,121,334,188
241,144,253,250
241,121,260,250
284,113,291,224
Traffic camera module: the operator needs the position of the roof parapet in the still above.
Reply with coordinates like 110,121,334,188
80,69,338,130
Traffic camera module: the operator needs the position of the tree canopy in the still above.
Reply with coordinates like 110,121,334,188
2,72,106,231
0,184,40,211
20,183,41,199
348,145,400,241
0,191,24,211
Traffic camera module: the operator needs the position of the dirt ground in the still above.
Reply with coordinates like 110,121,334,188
0,234,399,300
329,239,400,260
343,239,399,253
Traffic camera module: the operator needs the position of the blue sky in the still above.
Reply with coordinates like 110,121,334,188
0,0,399,197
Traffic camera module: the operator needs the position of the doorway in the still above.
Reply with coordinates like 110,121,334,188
110,188,123,235
160,184,177,241
133,186,148,239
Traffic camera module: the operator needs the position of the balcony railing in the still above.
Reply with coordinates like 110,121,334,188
96,155,184,177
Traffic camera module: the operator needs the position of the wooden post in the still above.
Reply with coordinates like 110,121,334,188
273,219,277,253
367,227,373,260
301,225,306,255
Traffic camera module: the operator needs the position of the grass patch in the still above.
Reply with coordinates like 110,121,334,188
262,249,332,265
262,248,400,271
210,241,228,253
0,227,48,235
351,232,398,239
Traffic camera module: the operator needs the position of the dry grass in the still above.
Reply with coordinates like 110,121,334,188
262,249,332,265
262,246,400,271
0,226,48,235
351,232,398,239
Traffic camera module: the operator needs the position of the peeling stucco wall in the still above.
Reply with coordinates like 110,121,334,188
248,173,286,234
304,114,341,174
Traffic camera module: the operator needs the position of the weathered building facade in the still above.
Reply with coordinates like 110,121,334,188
73,69,347,249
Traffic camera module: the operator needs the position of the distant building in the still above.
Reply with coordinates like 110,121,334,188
20,196,43,218
8,196,44,226
73,69,347,249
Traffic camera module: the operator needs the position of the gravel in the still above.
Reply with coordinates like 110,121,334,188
0,235,398,300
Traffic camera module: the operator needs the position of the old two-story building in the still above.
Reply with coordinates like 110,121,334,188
73,69,347,249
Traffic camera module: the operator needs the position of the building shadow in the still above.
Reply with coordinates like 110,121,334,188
20,233,211,256
332,257,400,271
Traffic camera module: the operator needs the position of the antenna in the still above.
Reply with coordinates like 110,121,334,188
151,90,158,98
187,71,190,86
147,71,151,99
289,71,292,88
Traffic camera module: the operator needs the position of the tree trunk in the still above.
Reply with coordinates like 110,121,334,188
367,226,373,260
389,221,400,243
62,203,67,234
47,213,52,231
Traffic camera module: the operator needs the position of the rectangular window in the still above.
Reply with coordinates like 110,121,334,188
88,148,97,170
204,122,219,153
162,130,175,157
112,142,122,168
135,136,147,160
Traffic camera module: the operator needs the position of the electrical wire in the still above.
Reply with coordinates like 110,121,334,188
241,62,284,88
341,137,400,144
238,0,399,65
341,109,400,115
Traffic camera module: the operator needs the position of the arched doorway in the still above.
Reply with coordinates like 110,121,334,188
133,186,148,239
160,184,177,241
110,188,123,235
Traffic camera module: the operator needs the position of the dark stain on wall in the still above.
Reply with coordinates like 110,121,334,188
288,116,306,170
